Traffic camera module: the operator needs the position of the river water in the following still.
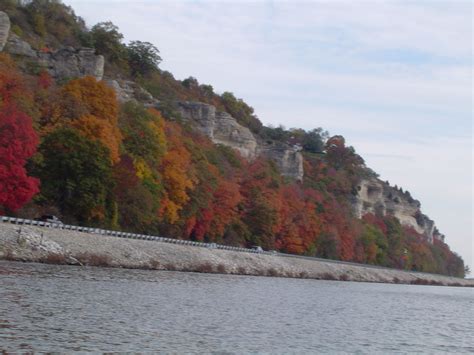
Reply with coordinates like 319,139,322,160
0,261,472,353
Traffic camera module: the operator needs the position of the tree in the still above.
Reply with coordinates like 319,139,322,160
62,76,122,163
36,127,113,224
127,40,161,76
158,122,196,224
186,178,242,242
113,155,157,232
302,128,327,153
0,103,40,213
0,54,24,105
274,185,321,254
90,21,128,65
240,159,282,249
119,102,166,168
220,91,263,134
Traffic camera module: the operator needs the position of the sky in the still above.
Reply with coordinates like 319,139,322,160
64,0,473,275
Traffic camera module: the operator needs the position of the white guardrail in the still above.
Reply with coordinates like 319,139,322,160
0,215,440,275
0,216,263,254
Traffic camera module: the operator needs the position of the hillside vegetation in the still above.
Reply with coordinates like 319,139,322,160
0,0,466,277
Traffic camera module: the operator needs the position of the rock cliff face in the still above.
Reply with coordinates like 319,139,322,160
177,101,304,180
0,12,104,80
38,47,104,80
258,142,304,181
177,101,258,160
105,79,158,106
0,11,10,51
4,33,36,57
352,177,444,243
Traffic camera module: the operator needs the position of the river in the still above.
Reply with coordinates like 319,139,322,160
0,261,472,353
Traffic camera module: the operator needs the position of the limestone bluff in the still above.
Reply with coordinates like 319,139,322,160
0,9,444,245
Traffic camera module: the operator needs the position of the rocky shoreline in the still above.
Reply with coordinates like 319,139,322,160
0,223,472,286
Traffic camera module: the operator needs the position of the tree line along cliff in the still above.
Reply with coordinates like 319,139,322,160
0,1,466,277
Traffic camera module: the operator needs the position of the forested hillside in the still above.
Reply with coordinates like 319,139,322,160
0,0,466,276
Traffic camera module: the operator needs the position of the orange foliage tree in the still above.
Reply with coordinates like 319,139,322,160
274,185,322,254
158,121,196,223
185,176,242,242
61,76,122,163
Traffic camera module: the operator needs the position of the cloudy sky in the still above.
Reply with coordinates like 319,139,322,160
65,0,473,275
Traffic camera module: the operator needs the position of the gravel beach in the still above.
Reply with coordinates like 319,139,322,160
0,223,472,286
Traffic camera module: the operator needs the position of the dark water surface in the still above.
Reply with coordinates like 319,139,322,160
0,261,472,353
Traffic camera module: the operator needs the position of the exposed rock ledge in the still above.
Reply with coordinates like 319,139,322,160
177,101,304,181
0,11,10,51
0,224,471,286
177,101,259,160
4,34,104,81
0,11,104,80
353,177,443,243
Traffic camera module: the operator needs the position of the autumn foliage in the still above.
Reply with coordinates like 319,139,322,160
62,76,122,163
0,0,465,277
0,103,40,212
0,55,39,213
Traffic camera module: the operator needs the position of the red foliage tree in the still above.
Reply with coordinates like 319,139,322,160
272,185,322,254
186,178,242,241
0,103,40,212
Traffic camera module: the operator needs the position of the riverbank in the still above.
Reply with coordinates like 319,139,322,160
0,223,472,286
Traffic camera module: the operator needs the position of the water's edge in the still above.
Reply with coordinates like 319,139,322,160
0,223,472,286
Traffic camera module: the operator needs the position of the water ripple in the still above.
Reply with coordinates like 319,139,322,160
0,261,473,353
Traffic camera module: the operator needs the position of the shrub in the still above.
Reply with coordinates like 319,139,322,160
447,282,462,287
216,264,226,273
195,262,214,273
147,259,160,270
410,278,429,285
2,248,16,261
39,253,67,264
339,274,349,281
267,268,279,277
319,272,337,281
75,252,112,267
165,263,177,271
299,271,309,279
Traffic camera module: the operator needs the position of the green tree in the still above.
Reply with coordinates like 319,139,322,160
220,91,262,134
127,40,161,76
90,21,128,65
119,101,166,168
36,127,113,225
303,128,327,153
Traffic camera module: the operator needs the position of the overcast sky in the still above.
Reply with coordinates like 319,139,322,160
64,0,473,275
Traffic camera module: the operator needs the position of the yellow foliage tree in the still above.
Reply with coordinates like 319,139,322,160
70,114,121,163
159,122,196,224
62,76,122,163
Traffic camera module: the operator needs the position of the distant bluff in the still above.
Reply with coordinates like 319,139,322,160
352,177,443,243
0,10,443,245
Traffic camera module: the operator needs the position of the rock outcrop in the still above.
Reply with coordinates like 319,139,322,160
177,101,304,180
0,12,104,80
177,101,258,159
258,142,304,181
4,33,36,57
105,79,159,106
0,11,11,51
5,40,105,80
352,177,444,243
37,47,104,80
